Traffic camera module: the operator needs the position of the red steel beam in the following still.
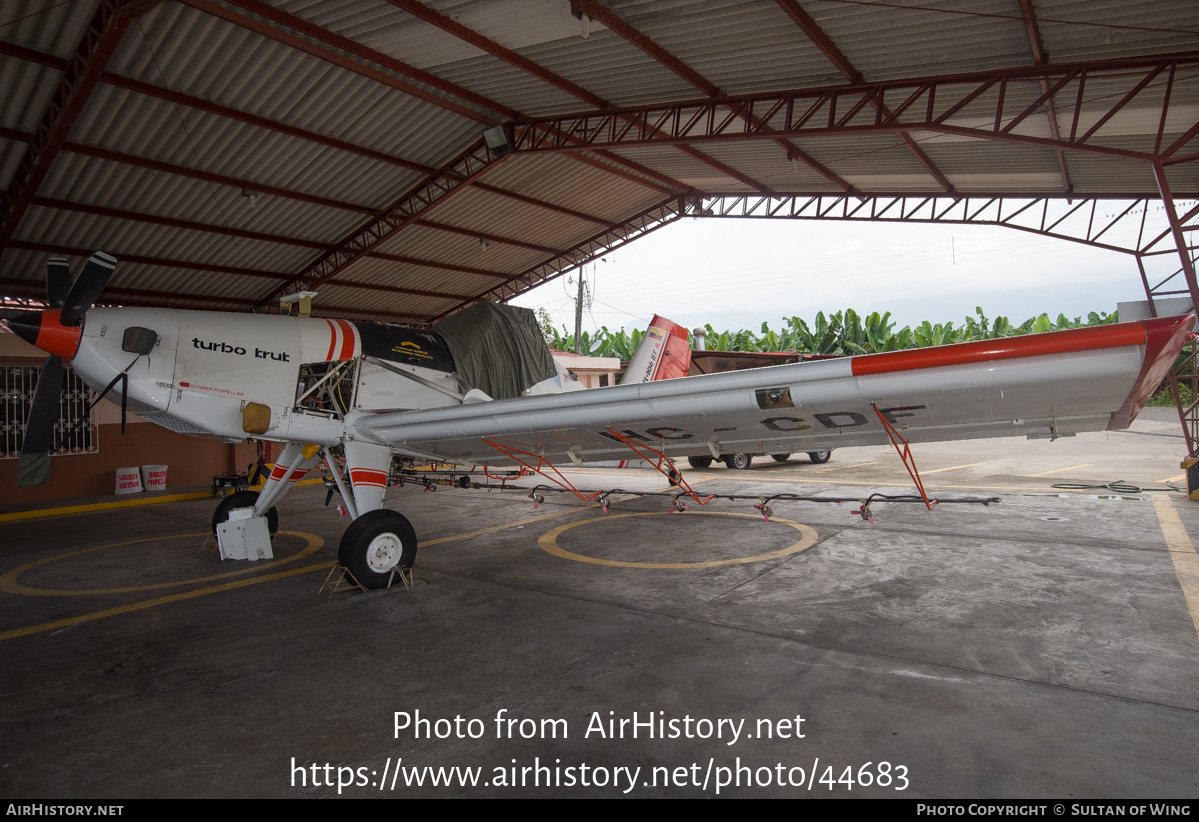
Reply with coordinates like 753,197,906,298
319,279,472,303
9,241,293,280
368,250,510,280
415,219,557,255
1016,0,1072,194
57,138,378,214
27,197,509,289
385,0,772,194
437,196,686,317
688,194,1181,257
473,183,612,227
176,0,497,124
18,129,614,231
0,0,164,252
1,42,643,221
31,196,329,249
503,57,1196,163
773,0,953,193
0,276,259,309
33,194,559,256
258,139,505,306
1153,160,1199,310
0,40,420,170
201,0,688,197
572,0,853,193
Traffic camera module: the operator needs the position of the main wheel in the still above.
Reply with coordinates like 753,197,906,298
724,453,753,470
339,510,418,590
808,450,832,464
687,456,713,469
211,490,279,535
771,453,791,463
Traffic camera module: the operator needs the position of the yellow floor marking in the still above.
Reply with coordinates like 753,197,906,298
1152,496,1199,641
0,560,335,643
540,511,817,569
0,479,324,523
0,532,324,597
1030,463,1094,477
0,504,602,642
421,503,601,547
1159,474,1186,484
724,473,1142,494
920,463,982,475
812,461,877,473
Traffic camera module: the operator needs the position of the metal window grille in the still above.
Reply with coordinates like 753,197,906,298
1,364,98,459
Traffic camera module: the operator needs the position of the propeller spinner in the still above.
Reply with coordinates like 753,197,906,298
6,252,116,487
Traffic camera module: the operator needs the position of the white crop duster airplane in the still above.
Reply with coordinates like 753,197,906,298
3,252,1193,589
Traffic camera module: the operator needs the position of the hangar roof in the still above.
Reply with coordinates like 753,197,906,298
1,0,1196,324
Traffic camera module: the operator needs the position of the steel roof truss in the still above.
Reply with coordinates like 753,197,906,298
689,195,1195,261
0,0,162,251
506,58,1197,164
440,198,688,317
263,140,505,306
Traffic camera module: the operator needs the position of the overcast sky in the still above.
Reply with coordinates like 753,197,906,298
511,214,1176,340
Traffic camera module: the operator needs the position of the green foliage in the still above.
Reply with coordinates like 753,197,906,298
544,307,1121,359
1148,384,1186,407
697,307,1118,355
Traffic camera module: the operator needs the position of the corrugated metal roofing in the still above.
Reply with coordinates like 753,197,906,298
1,0,1195,323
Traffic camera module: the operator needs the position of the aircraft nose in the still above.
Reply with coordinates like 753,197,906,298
5,309,82,360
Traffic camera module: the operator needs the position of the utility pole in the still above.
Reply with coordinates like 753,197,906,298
573,267,586,355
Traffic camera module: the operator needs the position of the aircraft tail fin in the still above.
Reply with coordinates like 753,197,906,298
622,315,691,385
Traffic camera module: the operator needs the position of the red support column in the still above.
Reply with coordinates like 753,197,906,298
1153,160,1199,310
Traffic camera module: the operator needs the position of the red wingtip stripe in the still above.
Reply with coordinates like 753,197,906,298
849,321,1150,377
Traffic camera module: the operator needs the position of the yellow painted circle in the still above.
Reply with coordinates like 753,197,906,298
539,511,817,569
0,531,324,597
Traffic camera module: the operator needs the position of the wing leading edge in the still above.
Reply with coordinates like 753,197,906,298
353,315,1194,467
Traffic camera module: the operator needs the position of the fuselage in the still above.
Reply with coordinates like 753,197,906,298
25,307,470,445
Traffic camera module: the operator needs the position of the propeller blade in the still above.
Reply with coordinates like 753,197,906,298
17,355,64,487
46,257,71,309
60,251,116,326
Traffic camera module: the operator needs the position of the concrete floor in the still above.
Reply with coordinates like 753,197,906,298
1,408,1198,798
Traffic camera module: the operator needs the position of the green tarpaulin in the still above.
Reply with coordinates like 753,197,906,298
432,302,556,401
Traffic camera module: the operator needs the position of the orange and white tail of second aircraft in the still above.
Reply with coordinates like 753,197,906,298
603,315,691,468
621,315,692,386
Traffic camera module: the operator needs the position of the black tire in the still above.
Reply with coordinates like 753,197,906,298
771,453,791,463
687,456,713,469
808,450,832,464
338,510,418,590
667,465,682,487
211,490,278,535
724,453,753,470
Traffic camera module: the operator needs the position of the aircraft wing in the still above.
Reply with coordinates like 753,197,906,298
353,315,1194,467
